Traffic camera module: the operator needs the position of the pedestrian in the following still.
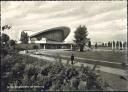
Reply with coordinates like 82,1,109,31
71,53,74,65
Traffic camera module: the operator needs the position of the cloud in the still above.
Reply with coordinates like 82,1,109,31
1,1,127,43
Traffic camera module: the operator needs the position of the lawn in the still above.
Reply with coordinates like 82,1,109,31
35,49,127,69
42,49,127,63
100,71,128,91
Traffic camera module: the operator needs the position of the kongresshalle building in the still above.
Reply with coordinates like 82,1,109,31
18,26,74,50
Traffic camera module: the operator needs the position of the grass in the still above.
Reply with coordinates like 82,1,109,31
100,71,128,91
44,50,127,63
38,49,127,69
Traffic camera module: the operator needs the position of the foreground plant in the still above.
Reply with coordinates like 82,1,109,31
1,51,111,91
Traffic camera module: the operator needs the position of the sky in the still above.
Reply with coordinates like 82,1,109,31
1,1,127,43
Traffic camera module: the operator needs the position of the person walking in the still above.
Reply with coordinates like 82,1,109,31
71,53,74,65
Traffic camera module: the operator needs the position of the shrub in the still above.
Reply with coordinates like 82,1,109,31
1,50,109,91
33,45,39,51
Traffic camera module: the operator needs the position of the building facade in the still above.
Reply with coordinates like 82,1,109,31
21,26,74,50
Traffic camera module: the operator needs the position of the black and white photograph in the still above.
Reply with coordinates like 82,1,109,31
1,0,128,91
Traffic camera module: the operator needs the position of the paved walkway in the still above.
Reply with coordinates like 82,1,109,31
19,51,128,76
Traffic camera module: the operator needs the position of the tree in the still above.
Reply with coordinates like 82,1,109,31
20,31,29,51
110,42,112,47
116,41,119,49
33,45,39,51
0,33,10,56
113,41,115,47
108,41,111,47
2,25,11,31
95,43,98,49
120,41,122,50
74,25,88,52
8,40,16,49
123,42,127,48
102,43,105,47
104,43,107,47
20,31,29,44
1,33,10,45
88,40,92,48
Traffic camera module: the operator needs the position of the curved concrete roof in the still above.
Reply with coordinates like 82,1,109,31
30,26,70,41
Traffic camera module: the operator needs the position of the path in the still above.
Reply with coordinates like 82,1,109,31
19,51,128,76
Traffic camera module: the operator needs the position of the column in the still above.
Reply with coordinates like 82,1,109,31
70,44,72,50
44,44,46,50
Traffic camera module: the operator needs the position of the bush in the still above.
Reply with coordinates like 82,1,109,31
33,45,39,51
1,48,8,57
1,51,109,91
